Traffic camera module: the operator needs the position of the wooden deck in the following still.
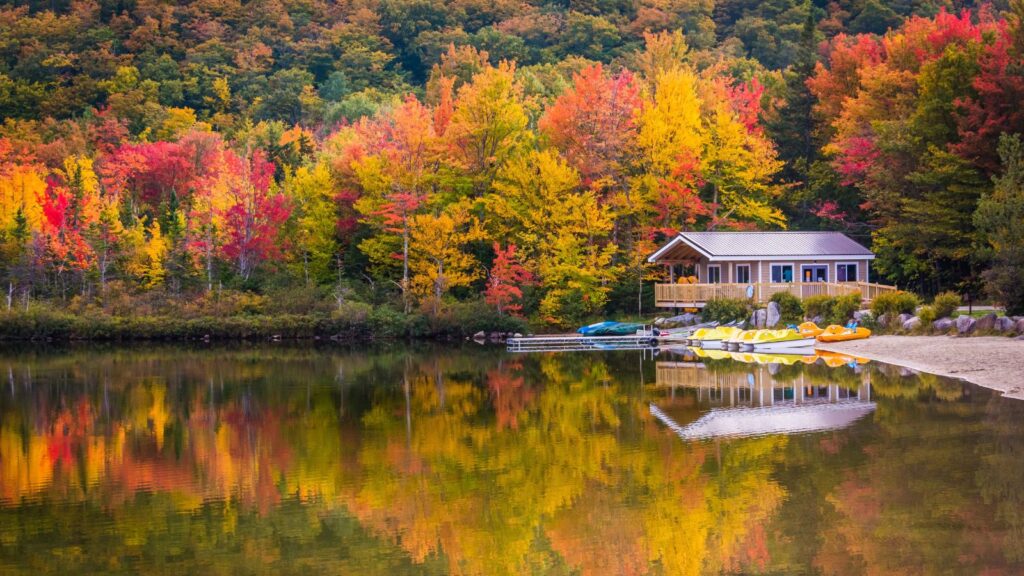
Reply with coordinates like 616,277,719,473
653,281,898,308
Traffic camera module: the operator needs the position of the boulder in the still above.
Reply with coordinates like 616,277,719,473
1016,318,1024,334
653,317,666,327
932,317,955,333
853,309,873,322
811,315,824,326
473,331,486,341
976,313,998,332
754,308,767,328
661,312,697,327
902,316,922,331
766,301,781,328
876,314,888,328
513,333,523,338
896,313,913,327
995,316,1015,333
956,315,976,335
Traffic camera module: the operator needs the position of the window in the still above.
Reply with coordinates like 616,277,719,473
802,264,828,282
735,265,751,284
771,264,794,283
706,265,721,284
837,263,858,282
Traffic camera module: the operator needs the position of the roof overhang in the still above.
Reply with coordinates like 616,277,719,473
647,234,712,263
705,254,876,262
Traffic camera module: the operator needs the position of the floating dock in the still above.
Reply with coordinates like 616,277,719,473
506,333,659,353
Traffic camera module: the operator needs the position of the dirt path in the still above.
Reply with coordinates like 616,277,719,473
816,335,1024,400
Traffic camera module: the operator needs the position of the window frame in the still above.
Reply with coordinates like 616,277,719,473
800,263,829,283
836,261,859,283
770,263,795,283
734,264,751,284
706,264,722,284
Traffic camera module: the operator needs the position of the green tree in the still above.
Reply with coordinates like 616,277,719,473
974,133,1024,314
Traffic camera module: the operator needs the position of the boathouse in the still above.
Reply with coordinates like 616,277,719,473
648,231,896,309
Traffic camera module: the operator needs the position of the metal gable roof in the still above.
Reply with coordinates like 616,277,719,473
665,231,873,260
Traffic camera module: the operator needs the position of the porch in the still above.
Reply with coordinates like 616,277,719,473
653,281,899,309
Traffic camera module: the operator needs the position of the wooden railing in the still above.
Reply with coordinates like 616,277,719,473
653,281,898,308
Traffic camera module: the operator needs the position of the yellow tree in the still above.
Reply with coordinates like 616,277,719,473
489,149,618,326
445,61,531,196
283,162,339,285
125,218,169,289
408,200,487,315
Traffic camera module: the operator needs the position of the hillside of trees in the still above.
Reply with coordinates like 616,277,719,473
2,0,1024,331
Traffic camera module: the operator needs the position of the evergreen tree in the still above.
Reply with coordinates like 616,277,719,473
974,133,1024,314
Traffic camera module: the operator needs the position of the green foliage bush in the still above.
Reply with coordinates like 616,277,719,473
870,291,920,319
829,293,862,325
769,292,804,323
702,298,751,324
932,291,960,318
917,305,937,326
431,300,528,337
803,295,834,320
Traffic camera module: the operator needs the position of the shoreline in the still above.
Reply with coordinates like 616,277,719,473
816,335,1024,400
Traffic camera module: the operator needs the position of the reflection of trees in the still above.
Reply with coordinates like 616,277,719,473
344,352,788,575
0,348,791,575
807,378,1024,574
977,394,1024,563
4,347,1023,574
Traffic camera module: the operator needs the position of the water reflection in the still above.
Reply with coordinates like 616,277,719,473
652,351,874,440
0,345,1021,575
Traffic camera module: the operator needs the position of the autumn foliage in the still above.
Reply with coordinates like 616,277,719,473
3,2,1024,320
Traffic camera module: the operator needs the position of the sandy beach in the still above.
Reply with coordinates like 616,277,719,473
816,335,1024,400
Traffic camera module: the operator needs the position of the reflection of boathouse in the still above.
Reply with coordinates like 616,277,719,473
652,361,875,440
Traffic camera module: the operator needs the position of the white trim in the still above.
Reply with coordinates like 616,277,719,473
800,263,829,283
735,264,751,284
835,261,859,283
769,262,795,283
648,234,716,262
647,235,684,262
707,264,722,284
707,254,874,262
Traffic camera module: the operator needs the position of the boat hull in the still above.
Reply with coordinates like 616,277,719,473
750,337,818,353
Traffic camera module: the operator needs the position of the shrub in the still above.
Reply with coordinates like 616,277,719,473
932,291,960,318
770,292,804,324
829,292,862,325
871,291,920,318
917,305,937,326
703,297,751,323
429,299,528,337
803,295,834,320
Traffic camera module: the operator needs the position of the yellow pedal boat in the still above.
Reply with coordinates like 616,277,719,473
816,325,871,343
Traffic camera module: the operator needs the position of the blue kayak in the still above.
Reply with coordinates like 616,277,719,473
578,321,645,336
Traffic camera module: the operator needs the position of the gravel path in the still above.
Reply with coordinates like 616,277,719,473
816,335,1024,400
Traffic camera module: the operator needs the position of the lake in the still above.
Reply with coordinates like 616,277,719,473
1,344,1023,575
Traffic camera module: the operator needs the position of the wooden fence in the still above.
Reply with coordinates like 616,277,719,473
653,281,898,308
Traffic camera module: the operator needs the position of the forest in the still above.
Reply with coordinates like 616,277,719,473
2,0,1024,332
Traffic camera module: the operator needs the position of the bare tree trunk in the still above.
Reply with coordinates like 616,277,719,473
638,274,643,317
402,217,410,314
206,240,213,293
6,281,12,311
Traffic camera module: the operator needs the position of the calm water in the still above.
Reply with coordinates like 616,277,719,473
1,344,1023,575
